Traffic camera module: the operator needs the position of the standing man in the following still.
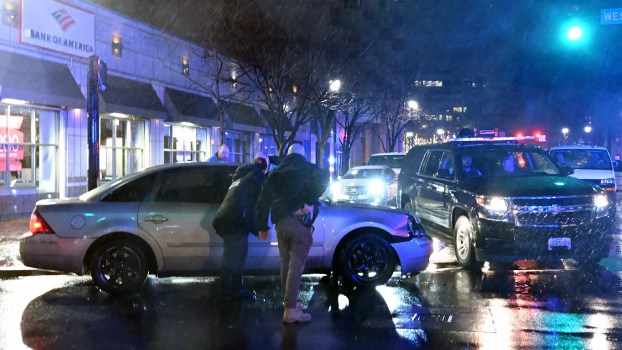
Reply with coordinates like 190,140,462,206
208,144,230,162
212,152,270,300
257,144,329,323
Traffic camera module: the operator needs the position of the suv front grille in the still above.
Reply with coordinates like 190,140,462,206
342,186,368,196
512,196,594,228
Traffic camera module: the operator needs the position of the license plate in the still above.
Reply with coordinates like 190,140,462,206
548,237,571,251
349,195,358,201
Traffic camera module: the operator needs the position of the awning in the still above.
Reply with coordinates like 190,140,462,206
164,88,219,122
100,75,167,118
224,101,265,127
0,50,85,108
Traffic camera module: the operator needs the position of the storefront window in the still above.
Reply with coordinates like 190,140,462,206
100,115,146,181
259,133,279,156
0,104,58,192
223,130,251,163
163,123,210,163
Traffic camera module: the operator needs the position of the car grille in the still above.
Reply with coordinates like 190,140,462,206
342,186,368,195
512,195,594,228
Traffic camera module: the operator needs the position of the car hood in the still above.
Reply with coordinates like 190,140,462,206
334,178,378,187
462,175,599,197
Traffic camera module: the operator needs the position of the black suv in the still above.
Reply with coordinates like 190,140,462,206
398,138,614,269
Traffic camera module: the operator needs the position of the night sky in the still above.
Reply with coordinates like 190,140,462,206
90,0,622,139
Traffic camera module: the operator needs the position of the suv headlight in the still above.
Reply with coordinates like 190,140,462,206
368,179,386,195
593,193,609,218
476,195,512,222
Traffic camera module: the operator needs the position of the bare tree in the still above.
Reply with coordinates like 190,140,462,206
337,95,375,175
204,1,339,157
373,96,417,152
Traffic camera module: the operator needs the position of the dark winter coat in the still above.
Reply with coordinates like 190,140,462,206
212,165,266,236
256,153,329,231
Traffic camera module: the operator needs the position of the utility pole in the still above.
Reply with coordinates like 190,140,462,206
86,55,106,191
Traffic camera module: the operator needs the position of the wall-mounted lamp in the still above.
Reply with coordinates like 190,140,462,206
2,0,18,27
111,35,122,57
181,57,190,77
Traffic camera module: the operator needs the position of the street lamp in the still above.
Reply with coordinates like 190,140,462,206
436,128,445,143
329,79,341,92
407,100,419,110
561,127,569,145
328,79,342,179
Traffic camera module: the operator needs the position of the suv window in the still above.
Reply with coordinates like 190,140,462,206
421,151,445,177
550,149,613,171
368,154,404,169
463,149,559,177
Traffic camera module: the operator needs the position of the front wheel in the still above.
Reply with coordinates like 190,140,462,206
453,216,483,270
338,233,397,287
89,239,149,295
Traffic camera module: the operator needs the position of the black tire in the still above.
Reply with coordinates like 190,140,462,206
89,239,149,295
453,216,483,270
339,233,397,287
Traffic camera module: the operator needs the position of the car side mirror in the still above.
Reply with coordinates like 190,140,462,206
560,165,574,176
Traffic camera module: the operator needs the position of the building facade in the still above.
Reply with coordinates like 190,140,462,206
0,0,320,219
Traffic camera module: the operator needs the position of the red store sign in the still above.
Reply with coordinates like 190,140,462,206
0,115,25,171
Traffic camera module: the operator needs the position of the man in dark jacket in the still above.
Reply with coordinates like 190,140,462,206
212,152,269,300
257,144,329,323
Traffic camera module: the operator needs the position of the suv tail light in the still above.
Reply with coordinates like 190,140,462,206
29,210,54,234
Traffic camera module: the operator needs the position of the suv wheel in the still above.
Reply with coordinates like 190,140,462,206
89,239,149,295
339,233,396,287
453,216,483,270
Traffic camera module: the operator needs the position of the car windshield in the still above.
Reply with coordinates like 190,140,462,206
342,168,386,180
368,155,404,169
550,149,613,170
461,149,560,178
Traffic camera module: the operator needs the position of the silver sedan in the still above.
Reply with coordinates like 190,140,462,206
20,162,432,295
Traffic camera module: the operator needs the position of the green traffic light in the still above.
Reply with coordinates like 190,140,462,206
559,18,591,48
566,26,583,41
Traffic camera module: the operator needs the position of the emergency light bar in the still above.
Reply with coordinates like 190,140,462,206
451,136,536,142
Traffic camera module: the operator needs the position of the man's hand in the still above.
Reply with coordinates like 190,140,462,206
303,203,314,215
258,230,270,240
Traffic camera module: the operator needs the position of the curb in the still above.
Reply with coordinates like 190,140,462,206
0,267,65,278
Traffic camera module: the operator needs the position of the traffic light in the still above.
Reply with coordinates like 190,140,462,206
559,18,592,48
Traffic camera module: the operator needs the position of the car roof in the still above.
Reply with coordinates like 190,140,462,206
406,140,542,152
349,165,391,170
370,152,405,156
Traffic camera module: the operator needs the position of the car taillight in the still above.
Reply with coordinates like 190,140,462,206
29,210,54,234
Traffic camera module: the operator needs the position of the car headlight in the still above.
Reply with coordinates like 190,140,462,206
476,195,511,222
368,179,386,195
330,182,342,195
594,193,610,218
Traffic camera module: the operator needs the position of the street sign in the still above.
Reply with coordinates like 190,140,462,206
601,8,622,25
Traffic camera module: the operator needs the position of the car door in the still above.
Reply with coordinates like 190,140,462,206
416,150,454,228
137,165,236,271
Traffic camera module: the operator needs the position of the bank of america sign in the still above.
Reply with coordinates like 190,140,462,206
20,0,95,58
